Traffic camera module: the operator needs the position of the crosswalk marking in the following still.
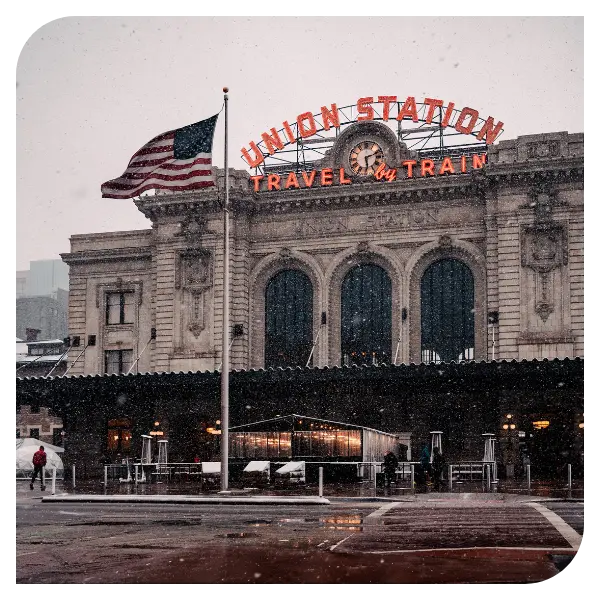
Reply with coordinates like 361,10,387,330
527,502,582,550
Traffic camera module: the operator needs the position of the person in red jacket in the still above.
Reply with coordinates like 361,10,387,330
30,446,47,490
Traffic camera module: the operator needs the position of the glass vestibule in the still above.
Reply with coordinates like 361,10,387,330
229,430,361,460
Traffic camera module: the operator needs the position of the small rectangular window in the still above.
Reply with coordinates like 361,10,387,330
53,429,63,447
106,292,134,325
104,349,134,374
29,428,40,439
16,429,21,439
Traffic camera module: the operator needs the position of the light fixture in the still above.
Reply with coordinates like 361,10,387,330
533,420,550,430
502,424,509,430
578,422,584,429
216,420,221,425
506,414,512,419
509,424,516,430
154,421,160,427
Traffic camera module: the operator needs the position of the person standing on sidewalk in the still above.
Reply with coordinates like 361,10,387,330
383,450,399,487
431,446,445,492
30,446,47,491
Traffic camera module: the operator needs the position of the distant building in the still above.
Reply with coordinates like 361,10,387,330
16,336,68,378
16,405,64,446
16,259,69,340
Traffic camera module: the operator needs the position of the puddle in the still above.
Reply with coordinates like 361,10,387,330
245,519,273,526
319,515,363,531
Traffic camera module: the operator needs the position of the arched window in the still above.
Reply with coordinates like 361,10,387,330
341,264,392,366
421,259,475,363
265,269,313,368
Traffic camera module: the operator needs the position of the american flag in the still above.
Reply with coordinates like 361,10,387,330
101,114,219,199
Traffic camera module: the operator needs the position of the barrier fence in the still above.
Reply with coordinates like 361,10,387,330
51,461,582,495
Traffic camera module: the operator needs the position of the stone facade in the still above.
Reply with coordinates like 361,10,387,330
61,130,583,374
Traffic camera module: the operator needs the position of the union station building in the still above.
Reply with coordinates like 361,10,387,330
17,99,584,477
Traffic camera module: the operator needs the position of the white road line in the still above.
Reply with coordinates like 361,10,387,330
527,502,582,550
317,540,329,547
16,552,38,557
364,502,402,521
330,534,354,551
361,546,578,554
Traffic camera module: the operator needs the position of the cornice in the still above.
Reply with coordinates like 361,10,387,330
61,247,153,265
133,189,255,220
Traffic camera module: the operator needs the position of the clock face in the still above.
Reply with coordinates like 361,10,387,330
349,140,385,176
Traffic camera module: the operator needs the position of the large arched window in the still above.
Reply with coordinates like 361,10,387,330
421,258,475,363
341,264,392,366
265,269,313,368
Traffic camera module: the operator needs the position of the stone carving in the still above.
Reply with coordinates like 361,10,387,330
521,224,567,274
357,241,369,253
439,235,452,249
521,223,567,323
279,247,292,258
176,250,212,291
178,214,208,243
188,291,205,337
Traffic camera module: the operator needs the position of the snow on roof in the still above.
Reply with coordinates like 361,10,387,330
201,462,221,474
243,461,270,473
276,461,305,474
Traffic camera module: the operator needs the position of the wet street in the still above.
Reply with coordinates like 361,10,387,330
16,485,583,584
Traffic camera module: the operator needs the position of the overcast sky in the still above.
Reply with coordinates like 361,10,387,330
16,16,583,270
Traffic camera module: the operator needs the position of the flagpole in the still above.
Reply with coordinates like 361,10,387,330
220,87,230,492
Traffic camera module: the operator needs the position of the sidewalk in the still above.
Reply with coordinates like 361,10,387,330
19,479,582,505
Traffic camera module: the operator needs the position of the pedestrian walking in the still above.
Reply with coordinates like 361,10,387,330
431,446,445,491
382,450,399,487
417,444,432,487
30,445,47,491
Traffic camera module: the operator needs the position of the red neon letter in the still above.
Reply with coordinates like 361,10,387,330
261,128,285,155
438,157,455,175
397,96,419,122
321,168,334,186
301,171,316,187
241,141,265,168
423,98,444,124
402,160,417,178
321,104,340,130
357,97,374,121
297,112,317,138
472,154,486,169
267,174,281,191
455,107,479,134
476,117,504,144
421,160,435,177
250,175,264,192
461,155,467,173
284,172,300,189
339,168,351,184
377,96,397,121
283,120,296,143
441,102,455,128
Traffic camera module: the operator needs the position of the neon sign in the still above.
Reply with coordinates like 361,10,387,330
242,96,503,169
250,154,486,192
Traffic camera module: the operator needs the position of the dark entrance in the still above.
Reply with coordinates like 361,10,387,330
265,269,313,368
421,258,475,363
341,263,392,365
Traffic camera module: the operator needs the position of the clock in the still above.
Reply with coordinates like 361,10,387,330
349,140,385,176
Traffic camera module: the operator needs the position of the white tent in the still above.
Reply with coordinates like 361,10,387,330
16,438,64,479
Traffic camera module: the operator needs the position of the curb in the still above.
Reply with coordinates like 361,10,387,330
41,494,331,505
